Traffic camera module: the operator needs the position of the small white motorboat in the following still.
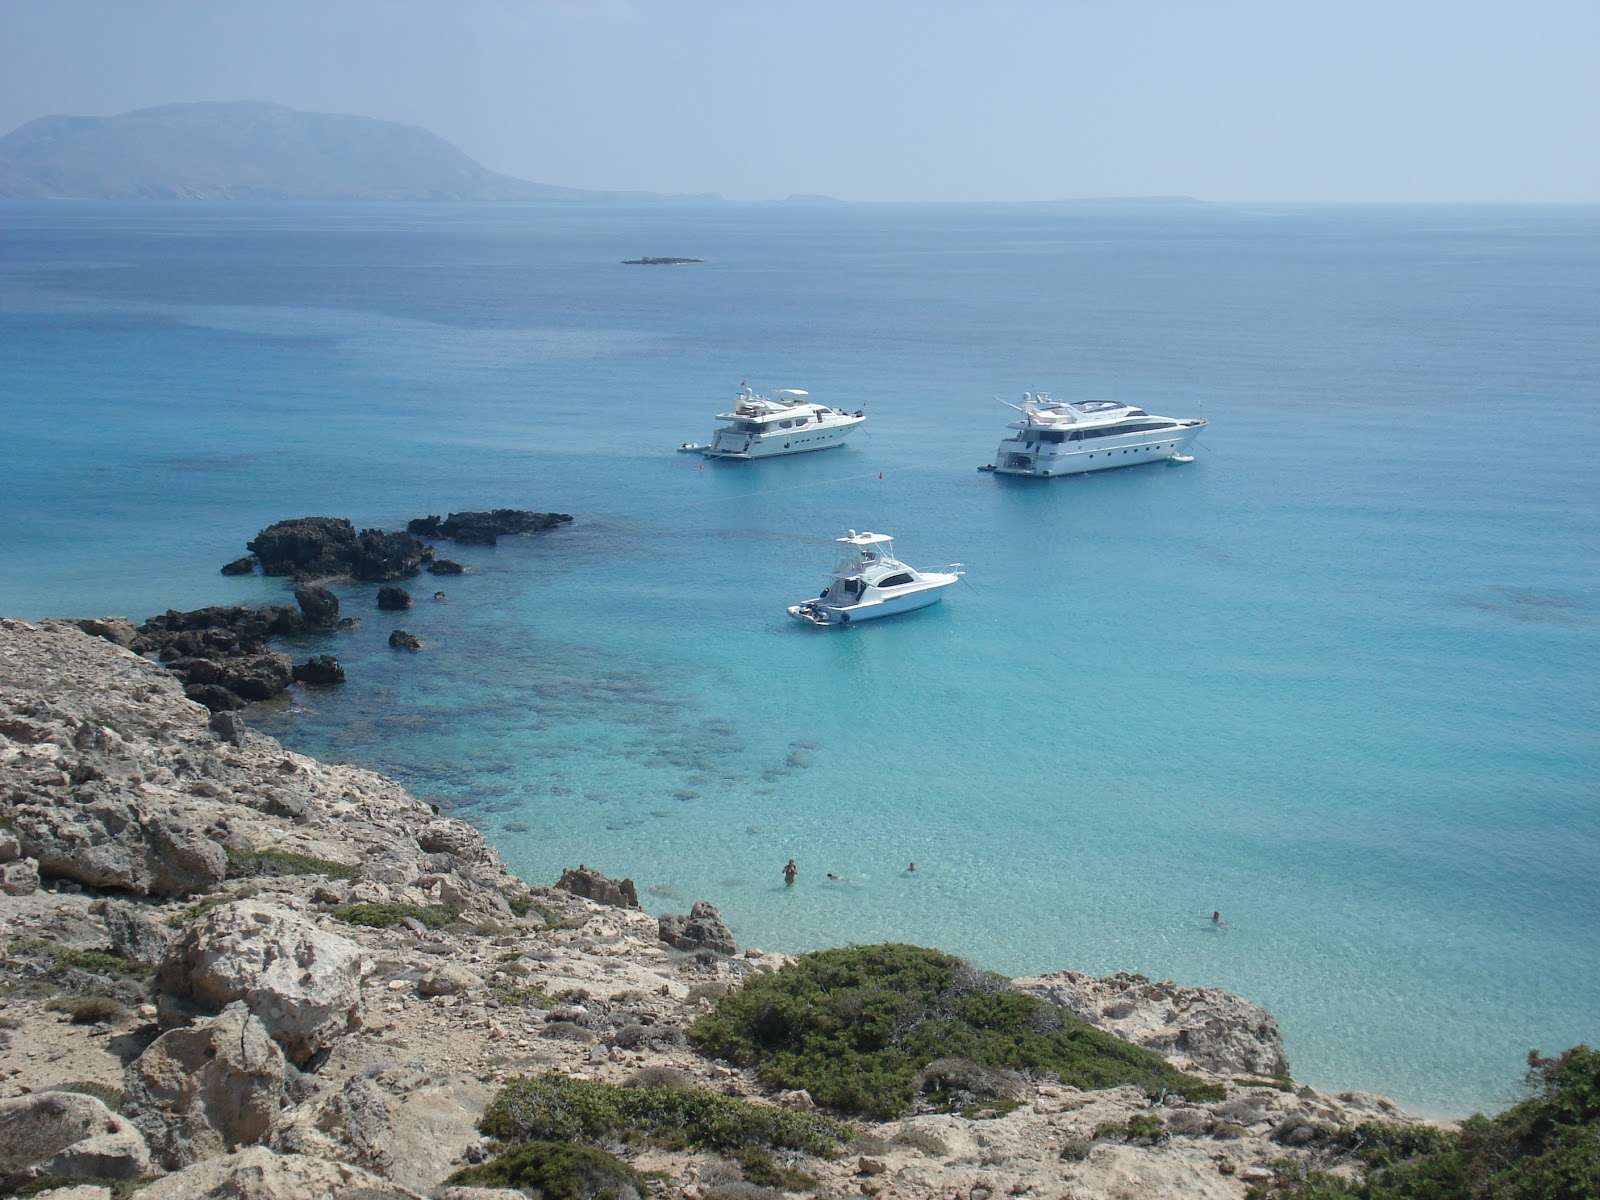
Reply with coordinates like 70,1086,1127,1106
788,531,962,626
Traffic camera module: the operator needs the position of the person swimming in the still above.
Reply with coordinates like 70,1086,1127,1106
782,859,798,886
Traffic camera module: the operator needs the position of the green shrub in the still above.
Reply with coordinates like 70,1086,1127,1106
491,981,556,1010
733,1147,819,1191
51,947,144,977
479,1073,852,1155
67,996,127,1024
226,849,361,881
1247,1046,1600,1200
686,943,1223,1118
1092,1113,1166,1144
333,902,459,930
447,1140,644,1200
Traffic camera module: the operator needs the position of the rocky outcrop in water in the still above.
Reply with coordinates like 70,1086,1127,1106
407,509,573,545
376,585,411,611
244,516,432,581
0,617,1420,1199
557,864,641,909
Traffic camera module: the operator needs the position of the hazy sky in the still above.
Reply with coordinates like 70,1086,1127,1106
2,0,1595,203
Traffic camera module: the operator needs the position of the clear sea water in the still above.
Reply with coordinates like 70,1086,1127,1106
2,200,1597,1117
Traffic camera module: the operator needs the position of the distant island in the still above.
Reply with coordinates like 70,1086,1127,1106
0,101,691,202
621,256,702,265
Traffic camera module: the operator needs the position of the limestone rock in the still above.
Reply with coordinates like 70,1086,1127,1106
0,856,40,895
14,795,226,897
126,1001,289,1168
557,865,640,909
135,1145,426,1199
1013,969,1290,1076
658,900,737,956
105,900,176,965
292,655,345,686
418,964,481,996
222,555,259,575
0,1091,151,1187
376,585,412,611
160,900,366,1065
246,516,430,582
292,585,339,627
388,630,422,651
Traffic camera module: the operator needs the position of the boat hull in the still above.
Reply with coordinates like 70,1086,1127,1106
787,575,958,626
703,417,864,459
989,422,1204,477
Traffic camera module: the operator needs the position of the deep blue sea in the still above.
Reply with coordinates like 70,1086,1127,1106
3,200,1597,1117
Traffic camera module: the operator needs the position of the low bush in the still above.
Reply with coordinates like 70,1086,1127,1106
479,1073,852,1155
51,947,144,978
733,1147,819,1191
67,996,127,1025
1092,1113,1166,1144
446,1140,644,1200
686,943,1224,1118
332,902,459,930
1247,1045,1600,1200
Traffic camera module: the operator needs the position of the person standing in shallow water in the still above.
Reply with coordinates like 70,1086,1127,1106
783,859,798,887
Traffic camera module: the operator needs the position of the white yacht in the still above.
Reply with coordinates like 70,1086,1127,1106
788,531,962,627
683,385,866,459
981,392,1207,477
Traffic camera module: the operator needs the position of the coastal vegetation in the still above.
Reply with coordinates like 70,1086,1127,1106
331,901,459,929
684,943,1225,1118
477,1073,853,1154
1248,1046,1600,1199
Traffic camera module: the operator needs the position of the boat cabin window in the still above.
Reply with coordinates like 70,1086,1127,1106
1040,430,1066,444
778,419,794,429
877,572,915,588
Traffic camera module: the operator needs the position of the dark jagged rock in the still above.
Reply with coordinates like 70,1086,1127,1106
427,559,464,575
220,555,258,576
407,509,573,546
293,655,345,686
59,616,140,647
208,711,248,746
658,900,737,956
293,585,339,628
376,586,411,611
556,865,640,909
388,630,422,651
246,517,431,581
188,683,245,712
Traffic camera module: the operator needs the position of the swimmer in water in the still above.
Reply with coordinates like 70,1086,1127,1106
782,859,798,887
1212,911,1225,927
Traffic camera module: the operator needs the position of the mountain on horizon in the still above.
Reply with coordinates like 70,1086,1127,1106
0,101,674,202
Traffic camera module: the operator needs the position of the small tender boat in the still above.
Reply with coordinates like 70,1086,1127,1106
788,531,962,626
693,385,865,459
981,392,1207,477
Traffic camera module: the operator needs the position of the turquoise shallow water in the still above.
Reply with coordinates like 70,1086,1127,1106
2,201,1597,1115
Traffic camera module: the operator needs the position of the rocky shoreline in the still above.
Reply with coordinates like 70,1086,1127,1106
1,617,1419,1199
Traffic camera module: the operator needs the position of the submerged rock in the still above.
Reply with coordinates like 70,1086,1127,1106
407,509,572,545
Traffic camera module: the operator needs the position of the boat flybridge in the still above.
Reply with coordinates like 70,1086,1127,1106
787,531,962,627
980,392,1206,477
680,385,866,460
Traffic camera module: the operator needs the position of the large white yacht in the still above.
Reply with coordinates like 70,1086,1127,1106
981,392,1207,477
685,385,866,460
788,531,962,627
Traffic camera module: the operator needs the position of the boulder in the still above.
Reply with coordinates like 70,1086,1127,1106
105,900,176,965
0,1091,151,1188
418,965,481,996
659,900,737,956
292,655,345,686
126,1001,289,1168
427,559,465,575
159,900,365,1065
66,616,141,646
0,856,40,896
376,586,412,611
292,585,339,627
221,555,259,575
556,865,640,909
388,630,422,651
134,1146,425,1200
209,709,249,746
14,795,226,897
